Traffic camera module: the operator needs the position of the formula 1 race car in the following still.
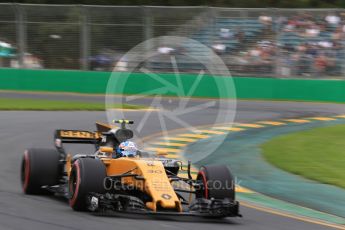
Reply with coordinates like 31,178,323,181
21,120,240,219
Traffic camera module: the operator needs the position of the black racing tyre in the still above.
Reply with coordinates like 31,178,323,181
196,165,235,201
21,148,61,195
69,158,106,211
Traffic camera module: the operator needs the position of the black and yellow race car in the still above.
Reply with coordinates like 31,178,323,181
21,120,240,218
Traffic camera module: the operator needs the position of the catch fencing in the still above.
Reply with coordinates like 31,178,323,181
0,4,344,78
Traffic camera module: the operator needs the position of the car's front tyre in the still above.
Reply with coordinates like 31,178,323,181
69,158,106,211
196,165,235,201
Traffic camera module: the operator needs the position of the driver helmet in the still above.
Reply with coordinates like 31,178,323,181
116,141,138,157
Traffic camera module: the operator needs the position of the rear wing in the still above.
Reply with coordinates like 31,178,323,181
54,121,134,152
55,129,100,143
54,130,101,150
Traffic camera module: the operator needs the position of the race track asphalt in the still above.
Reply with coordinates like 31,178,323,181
1,92,345,230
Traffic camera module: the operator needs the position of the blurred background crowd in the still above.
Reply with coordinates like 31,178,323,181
1,2,345,78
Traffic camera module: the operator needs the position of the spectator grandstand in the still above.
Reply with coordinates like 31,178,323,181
165,9,345,78
0,4,344,78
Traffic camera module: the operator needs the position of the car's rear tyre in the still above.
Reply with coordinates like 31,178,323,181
196,165,235,201
21,148,61,195
69,158,106,211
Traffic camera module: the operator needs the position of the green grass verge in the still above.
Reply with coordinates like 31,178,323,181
261,124,345,189
0,98,147,111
